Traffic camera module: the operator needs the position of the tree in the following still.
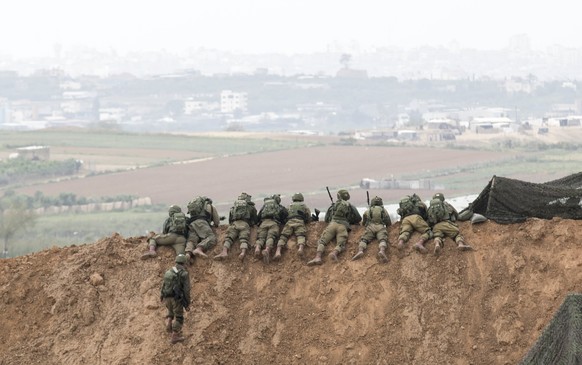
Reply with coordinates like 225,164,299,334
0,197,37,258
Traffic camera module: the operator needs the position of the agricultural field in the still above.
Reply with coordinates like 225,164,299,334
2,128,582,256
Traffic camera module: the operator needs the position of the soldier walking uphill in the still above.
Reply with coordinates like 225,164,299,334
255,194,288,264
307,189,362,265
427,193,472,255
273,192,315,260
160,254,191,344
213,192,258,261
396,194,432,254
352,195,392,263
184,196,220,262
141,205,187,259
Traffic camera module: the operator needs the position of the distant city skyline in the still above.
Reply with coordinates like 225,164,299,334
1,0,581,57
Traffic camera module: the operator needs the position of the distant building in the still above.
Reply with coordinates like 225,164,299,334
220,90,248,113
12,146,50,161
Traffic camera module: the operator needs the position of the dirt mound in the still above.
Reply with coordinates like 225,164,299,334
1,219,581,365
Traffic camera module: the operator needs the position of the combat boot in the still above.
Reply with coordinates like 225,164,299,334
397,239,406,250
457,240,473,251
192,246,208,258
307,251,323,266
413,238,428,254
140,246,157,260
254,245,261,258
273,246,283,261
351,247,365,261
377,245,388,263
170,331,185,344
262,246,271,264
329,249,340,263
434,238,443,256
297,244,305,257
238,248,247,261
213,246,229,261
165,317,173,333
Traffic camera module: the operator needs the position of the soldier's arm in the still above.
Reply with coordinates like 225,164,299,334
162,218,171,234
182,271,191,305
351,205,362,224
305,207,312,223
383,208,392,225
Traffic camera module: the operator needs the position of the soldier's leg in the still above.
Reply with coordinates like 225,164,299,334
398,217,414,249
353,226,373,260
331,224,348,262
214,224,237,261
170,298,185,344
295,222,308,257
193,220,217,252
171,235,187,255
255,224,268,256
308,225,334,265
141,233,160,259
238,222,251,260
376,225,389,262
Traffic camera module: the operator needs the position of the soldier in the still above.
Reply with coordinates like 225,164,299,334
307,189,362,265
352,195,392,263
255,194,288,264
396,194,432,254
141,205,187,259
428,193,472,255
184,196,220,262
160,254,191,344
213,192,258,261
274,192,313,260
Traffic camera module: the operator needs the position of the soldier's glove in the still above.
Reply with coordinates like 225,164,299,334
314,208,321,216
311,213,319,221
219,216,226,221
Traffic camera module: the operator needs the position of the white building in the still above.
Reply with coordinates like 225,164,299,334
220,90,248,114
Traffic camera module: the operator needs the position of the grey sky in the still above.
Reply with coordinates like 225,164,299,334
2,0,579,57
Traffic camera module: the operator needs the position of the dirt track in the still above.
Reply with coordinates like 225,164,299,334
1,218,580,364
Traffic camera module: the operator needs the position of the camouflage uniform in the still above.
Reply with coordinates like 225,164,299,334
354,196,391,262
308,189,362,265
255,195,289,249
142,205,187,259
397,195,431,243
277,193,312,249
160,254,190,344
185,197,220,259
429,193,471,254
214,193,258,261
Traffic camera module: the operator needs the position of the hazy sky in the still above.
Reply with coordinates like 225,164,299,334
2,0,579,57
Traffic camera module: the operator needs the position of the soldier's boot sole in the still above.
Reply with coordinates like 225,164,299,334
414,243,428,254
140,252,157,260
457,244,473,251
262,249,271,264
329,251,339,263
307,258,322,266
192,249,208,259
377,252,388,263
351,251,364,261
213,254,228,261
434,243,442,256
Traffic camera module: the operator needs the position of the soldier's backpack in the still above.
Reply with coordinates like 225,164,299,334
428,198,448,225
232,198,250,221
289,201,307,220
331,199,351,221
187,196,209,218
161,267,188,308
369,205,385,224
170,212,187,234
261,198,279,219
398,196,416,217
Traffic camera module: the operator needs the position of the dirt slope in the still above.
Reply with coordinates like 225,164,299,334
1,219,581,365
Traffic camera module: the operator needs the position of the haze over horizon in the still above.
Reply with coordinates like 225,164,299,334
1,0,580,58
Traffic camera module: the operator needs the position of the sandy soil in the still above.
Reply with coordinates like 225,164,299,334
1,217,580,364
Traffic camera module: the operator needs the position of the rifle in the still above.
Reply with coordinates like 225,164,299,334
366,191,370,206
326,186,334,203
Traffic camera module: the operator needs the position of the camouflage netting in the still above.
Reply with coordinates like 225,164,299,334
519,293,582,365
459,173,582,223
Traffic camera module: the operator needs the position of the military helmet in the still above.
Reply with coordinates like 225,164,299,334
175,254,188,264
337,189,350,201
292,192,304,202
168,204,182,216
433,193,445,201
239,192,252,202
272,194,281,204
371,196,383,206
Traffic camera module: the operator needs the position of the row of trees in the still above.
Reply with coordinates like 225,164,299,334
0,158,82,186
